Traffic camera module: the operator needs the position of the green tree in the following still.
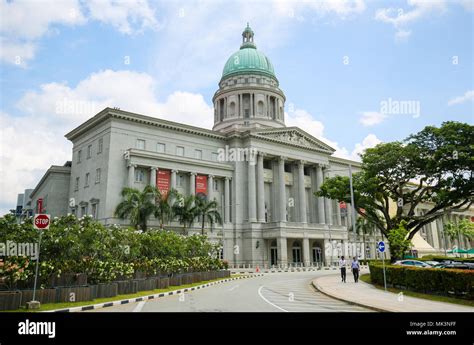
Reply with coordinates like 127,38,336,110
443,218,474,255
173,194,198,235
115,186,156,231
194,195,223,235
151,187,178,230
316,122,473,260
387,222,412,260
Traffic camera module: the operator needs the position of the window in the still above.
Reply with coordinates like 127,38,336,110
212,152,218,161
77,150,82,163
87,145,92,159
157,143,166,153
85,173,90,187
81,205,87,217
136,139,145,150
177,174,184,187
75,177,79,191
91,203,98,219
98,138,103,154
135,169,145,182
213,179,219,192
176,146,184,156
195,149,202,160
95,168,101,183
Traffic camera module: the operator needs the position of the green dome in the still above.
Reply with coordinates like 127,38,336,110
221,24,276,80
222,47,276,80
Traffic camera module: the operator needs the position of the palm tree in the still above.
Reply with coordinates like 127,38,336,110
151,187,178,230
173,194,198,235
351,216,376,258
194,195,223,235
115,186,155,231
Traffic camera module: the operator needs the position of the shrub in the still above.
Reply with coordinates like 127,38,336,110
369,263,474,299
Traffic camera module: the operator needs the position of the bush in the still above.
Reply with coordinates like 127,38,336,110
369,263,474,299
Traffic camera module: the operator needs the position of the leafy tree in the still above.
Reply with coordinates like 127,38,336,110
151,187,178,230
316,122,473,260
443,218,474,254
194,195,223,235
387,221,412,260
115,186,156,231
173,194,198,235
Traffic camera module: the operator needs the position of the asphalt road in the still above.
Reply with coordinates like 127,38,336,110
86,271,371,312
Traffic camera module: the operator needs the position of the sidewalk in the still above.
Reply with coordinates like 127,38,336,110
312,272,474,312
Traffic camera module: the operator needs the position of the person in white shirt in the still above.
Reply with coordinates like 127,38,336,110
339,256,346,283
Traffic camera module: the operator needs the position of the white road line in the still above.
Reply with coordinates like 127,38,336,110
133,301,146,313
257,286,288,312
228,285,239,291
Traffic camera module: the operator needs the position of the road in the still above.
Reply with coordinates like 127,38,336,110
87,271,371,312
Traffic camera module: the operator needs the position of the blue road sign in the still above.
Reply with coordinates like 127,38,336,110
378,241,385,253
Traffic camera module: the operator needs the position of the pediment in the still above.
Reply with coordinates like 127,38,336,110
252,127,335,153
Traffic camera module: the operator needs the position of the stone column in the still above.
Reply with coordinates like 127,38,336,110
150,167,157,187
303,238,310,267
316,164,326,224
171,169,177,190
128,164,136,187
277,237,288,267
224,177,230,223
336,200,342,226
278,157,287,222
324,168,333,225
239,94,243,117
297,160,307,223
208,175,214,201
250,93,254,117
257,153,265,222
248,154,257,222
190,172,196,195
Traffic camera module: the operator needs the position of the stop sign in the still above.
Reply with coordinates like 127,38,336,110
34,214,51,230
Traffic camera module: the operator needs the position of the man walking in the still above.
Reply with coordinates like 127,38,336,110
351,256,360,283
339,256,346,283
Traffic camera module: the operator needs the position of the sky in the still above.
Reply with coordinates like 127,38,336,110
0,0,473,215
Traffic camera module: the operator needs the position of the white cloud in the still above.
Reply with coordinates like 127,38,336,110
447,90,474,106
350,134,381,160
359,111,387,126
374,0,472,40
0,0,159,66
84,0,160,34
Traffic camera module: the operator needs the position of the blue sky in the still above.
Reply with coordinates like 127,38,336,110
0,0,473,214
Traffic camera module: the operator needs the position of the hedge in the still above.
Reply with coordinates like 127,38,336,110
369,263,474,300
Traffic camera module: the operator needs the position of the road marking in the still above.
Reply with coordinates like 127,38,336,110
133,301,146,313
228,285,239,291
257,286,288,312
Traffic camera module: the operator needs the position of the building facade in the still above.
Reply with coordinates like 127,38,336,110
19,25,472,266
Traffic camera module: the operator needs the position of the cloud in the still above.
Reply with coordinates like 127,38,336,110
447,90,474,106
374,0,471,40
359,111,387,126
350,134,382,160
0,69,213,215
0,0,159,66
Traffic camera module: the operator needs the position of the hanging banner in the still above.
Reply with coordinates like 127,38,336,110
157,170,171,195
195,175,208,196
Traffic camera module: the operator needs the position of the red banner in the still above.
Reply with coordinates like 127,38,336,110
37,198,43,214
196,175,208,195
157,170,170,195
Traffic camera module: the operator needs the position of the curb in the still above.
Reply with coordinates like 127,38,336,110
45,274,264,313
311,277,389,313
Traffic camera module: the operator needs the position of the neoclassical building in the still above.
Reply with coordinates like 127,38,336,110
19,25,472,267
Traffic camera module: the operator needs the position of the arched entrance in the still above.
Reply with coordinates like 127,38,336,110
292,241,302,264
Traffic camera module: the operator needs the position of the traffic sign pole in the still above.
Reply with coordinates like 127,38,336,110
377,241,387,292
32,231,42,302
30,214,50,308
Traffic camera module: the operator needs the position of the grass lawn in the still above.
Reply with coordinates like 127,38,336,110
360,274,474,308
11,274,242,312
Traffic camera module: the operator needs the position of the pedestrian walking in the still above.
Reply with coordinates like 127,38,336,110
351,257,360,283
339,256,346,283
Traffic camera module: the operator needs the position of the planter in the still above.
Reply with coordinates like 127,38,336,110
169,274,182,286
20,288,56,306
55,286,92,303
92,283,118,299
182,273,193,285
116,280,138,295
0,291,22,311
134,278,156,292
192,272,202,283
159,277,169,289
